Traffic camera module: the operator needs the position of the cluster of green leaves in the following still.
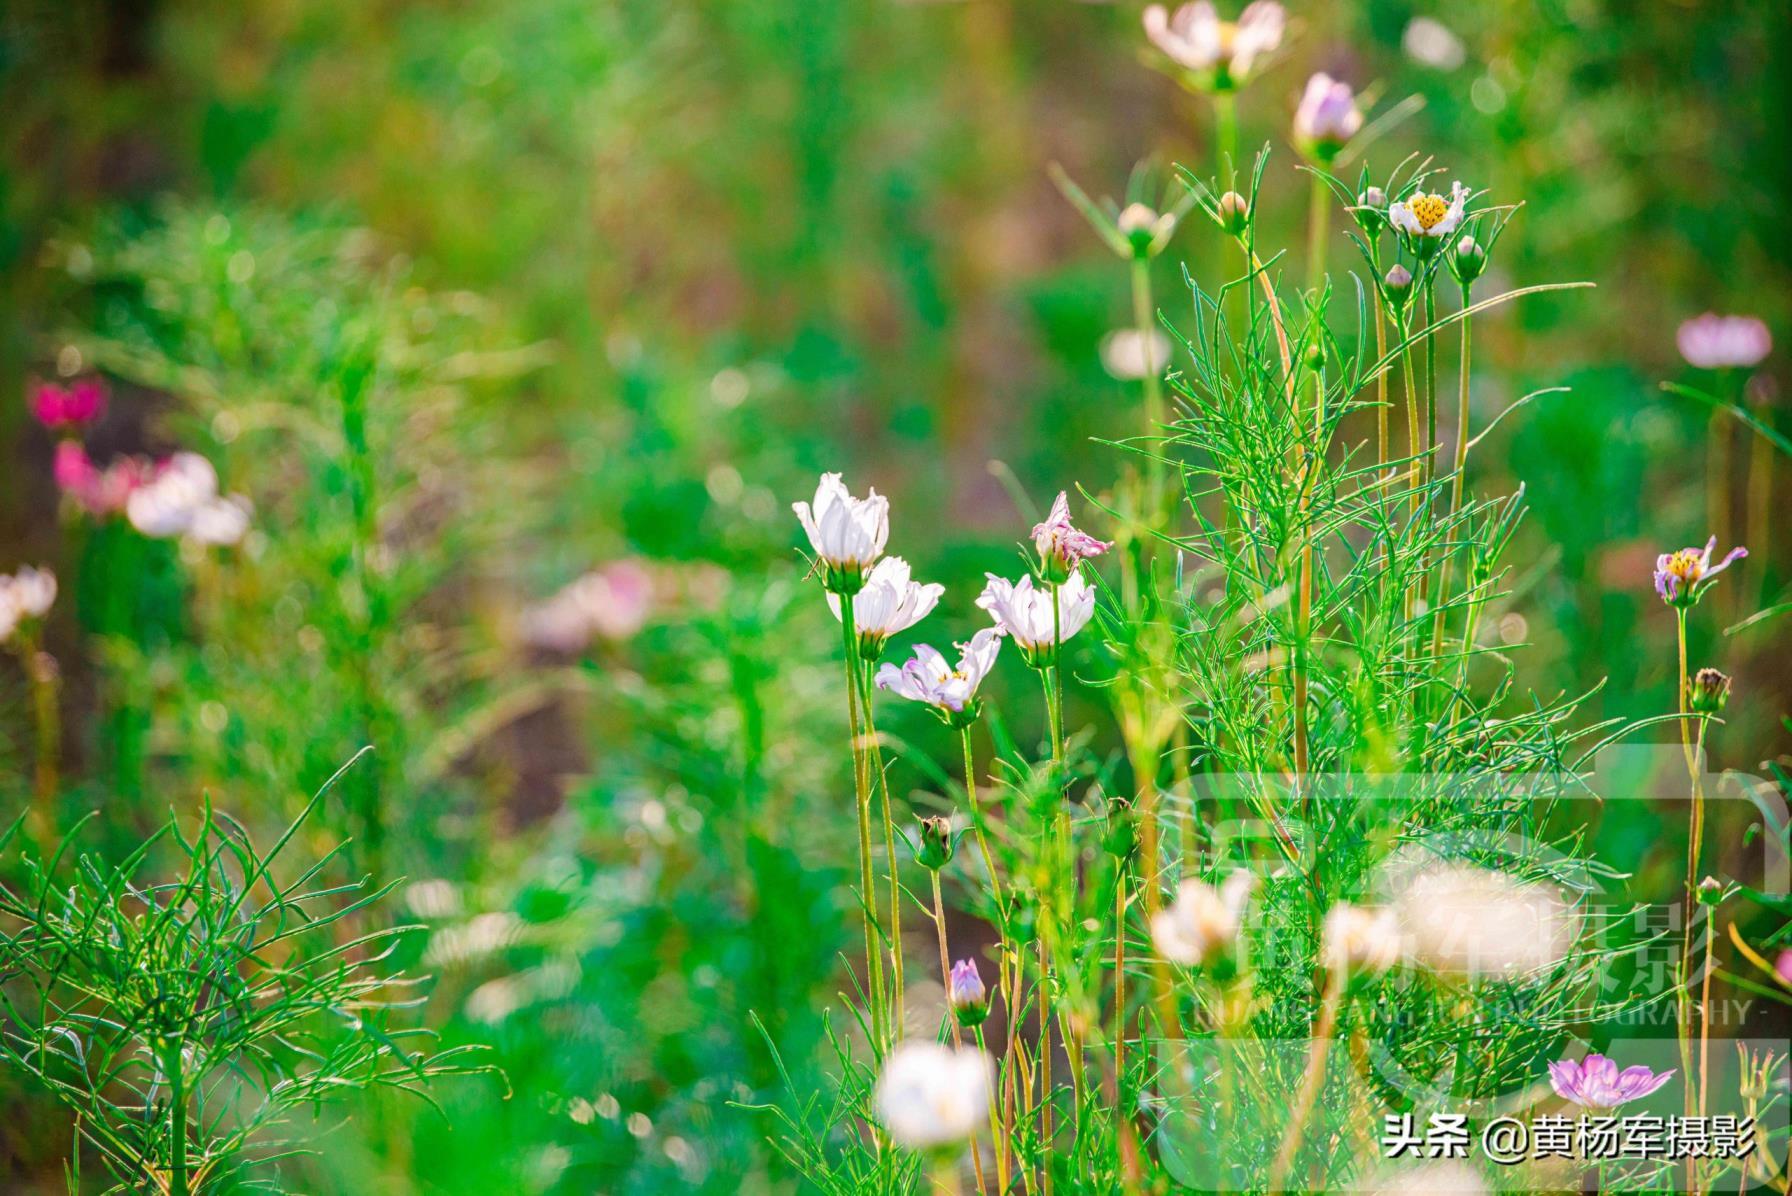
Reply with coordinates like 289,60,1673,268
0,752,493,1194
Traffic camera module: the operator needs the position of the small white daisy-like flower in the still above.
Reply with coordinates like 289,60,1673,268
1388,181,1469,248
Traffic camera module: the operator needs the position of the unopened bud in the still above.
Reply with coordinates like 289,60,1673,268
1451,234,1488,286
1117,203,1163,257
1697,876,1724,906
1215,191,1251,236
916,815,954,870
947,958,990,1027
1689,667,1731,715
1355,187,1388,235
1382,264,1414,313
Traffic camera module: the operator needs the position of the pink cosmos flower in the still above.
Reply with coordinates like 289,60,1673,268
30,378,107,430
1293,73,1363,159
977,572,1095,664
1142,1,1283,87
54,441,158,517
876,627,1003,726
1031,491,1111,579
1677,314,1772,371
1653,535,1746,608
828,556,943,655
1547,1054,1673,1109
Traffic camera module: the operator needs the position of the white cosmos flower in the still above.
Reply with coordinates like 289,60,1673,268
975,572,1094,663
792,472,889,593
1388,181,1469,244
1322,901,1401,977
126,453,221,537
5,566,58,619
1143,1,1284,87
185,496,253,547
1390,860,1575,979
828,556,943,650
874,1039,993,1150
876,627,1003,723
1150,869,1256,967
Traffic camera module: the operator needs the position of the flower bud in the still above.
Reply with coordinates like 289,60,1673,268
1102,796,1137,859
1117,203,1166,258
948,958,990,1028
1215,190,1251,236
1354,186,1388,237
1382,264,1414,314
1697,876,1724,907
1689,667,1731,715
1450,234,1488,286
916,815,954,870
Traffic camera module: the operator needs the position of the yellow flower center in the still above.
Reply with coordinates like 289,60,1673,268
1665,550,1704,581
1409,194,1450,231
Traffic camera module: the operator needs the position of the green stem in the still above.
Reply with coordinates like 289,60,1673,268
1430,285,1473,672
859,658,906,1038
1306,169,1330,298
1131,257,1167,532
1214,92,1238,190
962,728,1005,917
164,1038,188,1196
840,595,888,1052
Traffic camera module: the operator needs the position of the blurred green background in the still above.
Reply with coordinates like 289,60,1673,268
1,1,1788,1191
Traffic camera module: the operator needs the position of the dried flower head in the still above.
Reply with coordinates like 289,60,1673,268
1688,667,1731,715
1031,491,1112,581
873,1040,993,1150
1548,1054,1674,1109
1654,536,1746,608
1677,314,1772,371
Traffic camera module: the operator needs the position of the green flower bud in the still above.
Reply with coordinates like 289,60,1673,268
915,815,954,871
1382,264,1414,314
1697,876,1724,906
1215,190,1251,237
1689,668,1731,715
1355,186,1388,236
1450,234,1488,286
1102,796,1137,860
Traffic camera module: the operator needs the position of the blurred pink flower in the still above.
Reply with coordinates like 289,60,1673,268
54,441,158,518
1293,73,1362,159
1677,313,1772,370
1143,1,1283,87
1775,949,1792,987
30,377,106,430
522,561,654,653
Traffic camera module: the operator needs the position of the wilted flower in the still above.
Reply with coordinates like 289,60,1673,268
1688,667,1731,715
1292,73,1362,162
1390,861,1574,979
1388,181,1469,252
1031,492,1111,582
876,628,1003,727
1115,203,1177,258
915,815,954,870
1322,902,1401,977
1150,869,1255,969
792,472,889,595
948,958,990,1028
976,572,1096,666
873,1039,993,1150
522,561,654,653
1142,1,1284,91
30,377,107,430
1548,1054,1674,1109
1677,314,1772,371
1402,17,1467,71
828,556,943,658
1654,536,1747,608
1099,329,1171,381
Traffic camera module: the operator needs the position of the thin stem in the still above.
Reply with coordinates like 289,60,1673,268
1267,972,1343,1192
1699,900,1715,1122
20,637,59,839
1214,92,1238,189
1306,168,1330,297
1131,257,1167,532
164,1038,189,1196
859,667,907,1037
934,872,990,1196
1370,242,1389,473
1745,399,1773,604
976,1024,1010,1195
1430,285,1473,668
961,728,1005,915
840,595,888,1052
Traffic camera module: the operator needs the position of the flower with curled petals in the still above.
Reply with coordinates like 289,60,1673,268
1388,181,1469,254
792,472,889,595
876,628,1002,727
1547,1054,1674,1109
976,572,1095,668
1031,492,1111,582
1653,536,1746,608
827,556,942,659
1143,1,1284,92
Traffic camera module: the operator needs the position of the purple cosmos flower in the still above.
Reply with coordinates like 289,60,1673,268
1293,73,1363,160
1677,314,1772,371
1031,491,1112,580
1653,535,1747,608
875,628,1003,726
1547,1054,1674,1108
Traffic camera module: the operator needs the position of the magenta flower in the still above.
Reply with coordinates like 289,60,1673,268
1677,314,1772,371
53,441,158,517
1031,492,1111,581
1653,535,1746,608
30,378,107,430
1547,1054,1673,1108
